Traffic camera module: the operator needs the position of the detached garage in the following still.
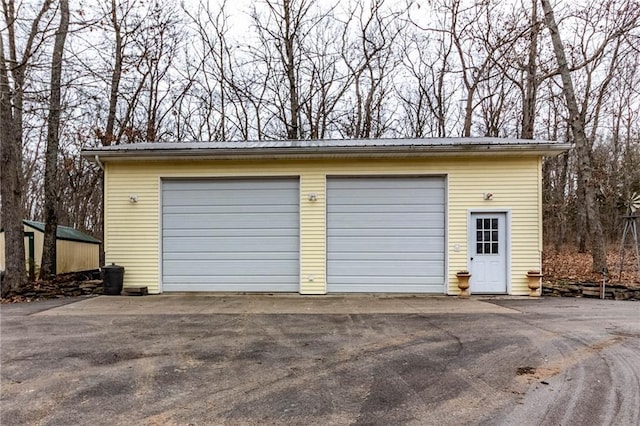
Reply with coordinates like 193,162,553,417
82,138,569,296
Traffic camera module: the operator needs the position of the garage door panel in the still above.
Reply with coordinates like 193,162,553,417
164,190,298,206
163,275,297,284
328,178,444,190
327,213,444,229
327,195,444,206
164,260,299,276
164,236,298,252
161,282,297,291
329,283,445,293
164,179,297,191
163,276,298,289
327,176,445,293
329,228,444,237
163,204,297,214
162,178,299,292
329,185,443,196
163,213,299,229
329,260,444,276
328,236,445,251
327,251,443,261
163,228,298,238
331,276,445,285
328,204,444,213
166,251,298,260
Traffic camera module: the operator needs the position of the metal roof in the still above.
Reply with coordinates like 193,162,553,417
81,138,570,161
23,220,101,244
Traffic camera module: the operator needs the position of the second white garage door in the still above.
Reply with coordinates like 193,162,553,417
162,178,299,292
327,176,445,293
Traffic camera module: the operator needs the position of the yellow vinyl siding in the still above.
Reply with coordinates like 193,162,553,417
104,156,542,295
104,162,160,291
300,172,326,294
446,159,540,295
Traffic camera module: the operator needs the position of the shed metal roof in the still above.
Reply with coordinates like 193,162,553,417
81,138,571,161
23,220,101,244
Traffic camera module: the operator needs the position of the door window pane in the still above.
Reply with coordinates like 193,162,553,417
475,216,500,254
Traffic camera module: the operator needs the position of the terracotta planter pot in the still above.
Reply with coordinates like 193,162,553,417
456,271,471,299
526,271,543,297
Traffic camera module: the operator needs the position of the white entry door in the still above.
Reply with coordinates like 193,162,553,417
469,213,507,294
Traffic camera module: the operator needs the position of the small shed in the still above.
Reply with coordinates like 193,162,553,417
0,220,101,276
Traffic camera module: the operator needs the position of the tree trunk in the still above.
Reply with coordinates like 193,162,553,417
39,0,69,279
283,0,300,140
521,0,538,139
540,0,607,272
0,33,26,296
104,0,122,146
0,0,54,295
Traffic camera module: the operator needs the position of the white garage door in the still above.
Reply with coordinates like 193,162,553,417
327,176,445,293
162,178,299,292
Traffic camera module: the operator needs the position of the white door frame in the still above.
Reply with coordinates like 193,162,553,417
466,209,511,295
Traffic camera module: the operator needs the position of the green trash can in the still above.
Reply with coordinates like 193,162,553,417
102,263,124,295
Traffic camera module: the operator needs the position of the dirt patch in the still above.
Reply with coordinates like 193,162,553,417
516,336,625,386
516,366,536,375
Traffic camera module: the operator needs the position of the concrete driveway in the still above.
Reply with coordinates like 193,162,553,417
1,295,639,425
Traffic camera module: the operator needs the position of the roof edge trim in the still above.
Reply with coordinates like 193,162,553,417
81,143,571,161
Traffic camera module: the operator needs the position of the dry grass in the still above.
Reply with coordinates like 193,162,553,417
543,245,640,286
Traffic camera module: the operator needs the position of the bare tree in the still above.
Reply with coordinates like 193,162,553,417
103,0,124,146
40,0,69,279
521,0,540,139
399,14,455,138
250,0,317,139
339,0,406,138
540,0,608,271
0,0,54,295
182,0,236,141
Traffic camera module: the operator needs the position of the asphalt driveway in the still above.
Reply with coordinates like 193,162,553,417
1,296,639,425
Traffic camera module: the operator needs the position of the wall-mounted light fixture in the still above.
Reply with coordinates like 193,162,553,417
308,193,318,202
483,192,493,201
129,194,138,203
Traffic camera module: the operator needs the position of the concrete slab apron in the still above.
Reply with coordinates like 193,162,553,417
33,295,520,316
